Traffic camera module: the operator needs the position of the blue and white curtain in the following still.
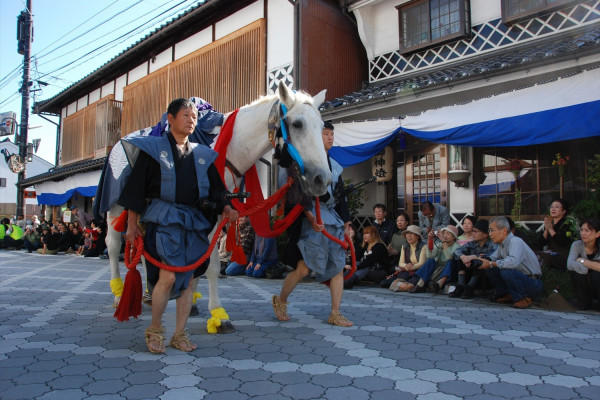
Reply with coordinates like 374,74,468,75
330,67,600,166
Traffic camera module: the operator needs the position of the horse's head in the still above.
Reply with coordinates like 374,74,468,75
276,82,331,196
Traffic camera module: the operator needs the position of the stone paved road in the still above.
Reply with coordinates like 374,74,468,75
1,250,600,400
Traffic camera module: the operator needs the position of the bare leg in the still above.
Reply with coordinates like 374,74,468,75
329,269,345,314
328,270,353,327
171,276,197,352
146,268,175,353
279,261,310,303
272,261,310,321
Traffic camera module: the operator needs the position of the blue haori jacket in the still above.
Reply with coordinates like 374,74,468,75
121,134,216,268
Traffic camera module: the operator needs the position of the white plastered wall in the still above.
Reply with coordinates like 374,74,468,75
128,62,148,85
101,81,114,98
267,0,294,71
215,0,263,39
89,88,101,104
150,48,172,73
114,74,127,102
175,28,212,60
77,95,87,111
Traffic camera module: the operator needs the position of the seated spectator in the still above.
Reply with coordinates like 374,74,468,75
567,218,600,310
71,227,83,251
383,225,428,290
77,230,94,256
16,215,27,230
418,201,450,240
449,219,497,299
372,204,396,245
218,227,232,274
84,220,107,257
345,223,364,266
4,219,24,250
409,226,460,294
479,216,543,309
38,225,61,255
344,225,389,289
458,215,476,246
23,225,41,253
56,223,76,254
387,212,410,267
0,218,10,249
538,198,574,270
225,216,255,275
245,236,278,278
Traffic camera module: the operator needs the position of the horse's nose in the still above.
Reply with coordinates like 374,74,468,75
313,174,324,188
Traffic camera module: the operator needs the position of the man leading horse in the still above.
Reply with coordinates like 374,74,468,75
118,98,238,353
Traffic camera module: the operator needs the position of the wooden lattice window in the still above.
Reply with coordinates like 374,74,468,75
397,0,471,54
501,0,580,24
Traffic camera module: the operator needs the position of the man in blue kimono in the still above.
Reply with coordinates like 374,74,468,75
118,98,238,353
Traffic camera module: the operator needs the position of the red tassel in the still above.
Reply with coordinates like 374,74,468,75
112,210,128,233
226,222,237,252
231,244,247,265
114,268,142,321
114,237,144,322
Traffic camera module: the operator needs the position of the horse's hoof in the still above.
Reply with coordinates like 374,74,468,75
143,292,152,306
216,320,236,334
189,304,199,317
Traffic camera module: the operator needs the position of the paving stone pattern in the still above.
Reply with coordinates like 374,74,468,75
1,251,599,399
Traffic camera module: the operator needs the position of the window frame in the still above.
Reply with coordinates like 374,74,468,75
397,0,471,55
501,0,581,25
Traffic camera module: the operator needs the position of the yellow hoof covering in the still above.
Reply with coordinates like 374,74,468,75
206,307,229,334
192,291,202,305
110,278,124,297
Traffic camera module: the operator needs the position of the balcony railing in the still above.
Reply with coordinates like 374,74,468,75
60,96,122,166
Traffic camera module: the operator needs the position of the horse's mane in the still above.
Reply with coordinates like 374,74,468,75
245,89,318,110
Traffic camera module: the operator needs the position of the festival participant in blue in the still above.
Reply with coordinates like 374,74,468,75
272,121,353,327
118,98,238,354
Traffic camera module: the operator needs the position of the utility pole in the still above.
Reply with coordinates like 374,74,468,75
16,0,32,219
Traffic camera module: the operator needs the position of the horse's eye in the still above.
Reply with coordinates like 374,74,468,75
292,120,303,129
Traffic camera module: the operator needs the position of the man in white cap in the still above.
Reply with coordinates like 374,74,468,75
409,225,460,293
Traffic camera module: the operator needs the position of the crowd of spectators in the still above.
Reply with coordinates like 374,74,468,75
1,208,107,258
334,198,599,311
4,196,598,312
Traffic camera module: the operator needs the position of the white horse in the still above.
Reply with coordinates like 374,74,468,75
102,82,330,332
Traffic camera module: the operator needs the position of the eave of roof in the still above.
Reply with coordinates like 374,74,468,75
320,25,600,117
19,157,106,188
34,0,257,115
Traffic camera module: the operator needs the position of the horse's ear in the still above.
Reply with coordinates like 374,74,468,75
313,89,327,108
278,81,295,109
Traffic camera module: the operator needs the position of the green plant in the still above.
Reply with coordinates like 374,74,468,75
572,154,600,222
344,178,367,219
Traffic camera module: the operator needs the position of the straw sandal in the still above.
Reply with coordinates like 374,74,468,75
169,330,197,352
112,296,120,309
271,295,289,321
327,311,353,327
144,326,166,354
